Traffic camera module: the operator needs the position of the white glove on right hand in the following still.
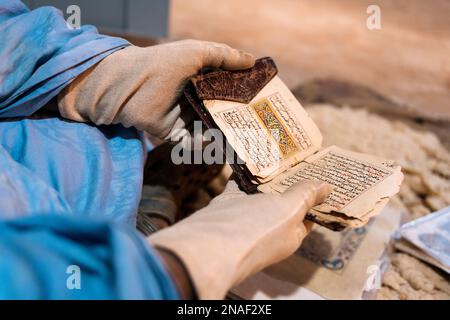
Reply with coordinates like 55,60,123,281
149,179,331,299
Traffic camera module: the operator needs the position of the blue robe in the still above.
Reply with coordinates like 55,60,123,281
0,0,179,299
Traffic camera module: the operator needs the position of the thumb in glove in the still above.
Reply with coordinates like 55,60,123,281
58,40,255,140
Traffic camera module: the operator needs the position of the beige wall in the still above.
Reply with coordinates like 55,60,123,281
169,0,450,120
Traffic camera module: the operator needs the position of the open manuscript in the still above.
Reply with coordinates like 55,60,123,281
186,58,403,230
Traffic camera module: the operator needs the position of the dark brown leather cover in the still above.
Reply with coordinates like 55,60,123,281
190,57,277,104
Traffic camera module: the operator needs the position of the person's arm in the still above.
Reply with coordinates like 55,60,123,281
57,40,255,141
149,179,331,299
0,214,180,299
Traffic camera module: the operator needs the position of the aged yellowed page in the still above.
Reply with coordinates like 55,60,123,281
203,76,322,182
259,145,404,227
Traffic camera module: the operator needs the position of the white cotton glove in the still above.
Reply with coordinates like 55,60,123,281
57,40,255,140
149,179,331,299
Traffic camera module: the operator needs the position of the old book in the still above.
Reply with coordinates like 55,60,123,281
185,57,403,231
230,203,404,300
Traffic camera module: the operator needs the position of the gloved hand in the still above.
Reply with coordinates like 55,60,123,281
57,40,255,140
149,179,331,299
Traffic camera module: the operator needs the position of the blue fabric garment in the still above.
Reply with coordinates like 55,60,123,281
0,0,130,117
0,1,180,299
0,117,146,225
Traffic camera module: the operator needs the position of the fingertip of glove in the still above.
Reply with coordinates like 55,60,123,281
223,49,255,70
313,181,333,204
238,50,256,68
282,180,332,207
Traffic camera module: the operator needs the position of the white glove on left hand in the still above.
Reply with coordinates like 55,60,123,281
57,40,255,140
